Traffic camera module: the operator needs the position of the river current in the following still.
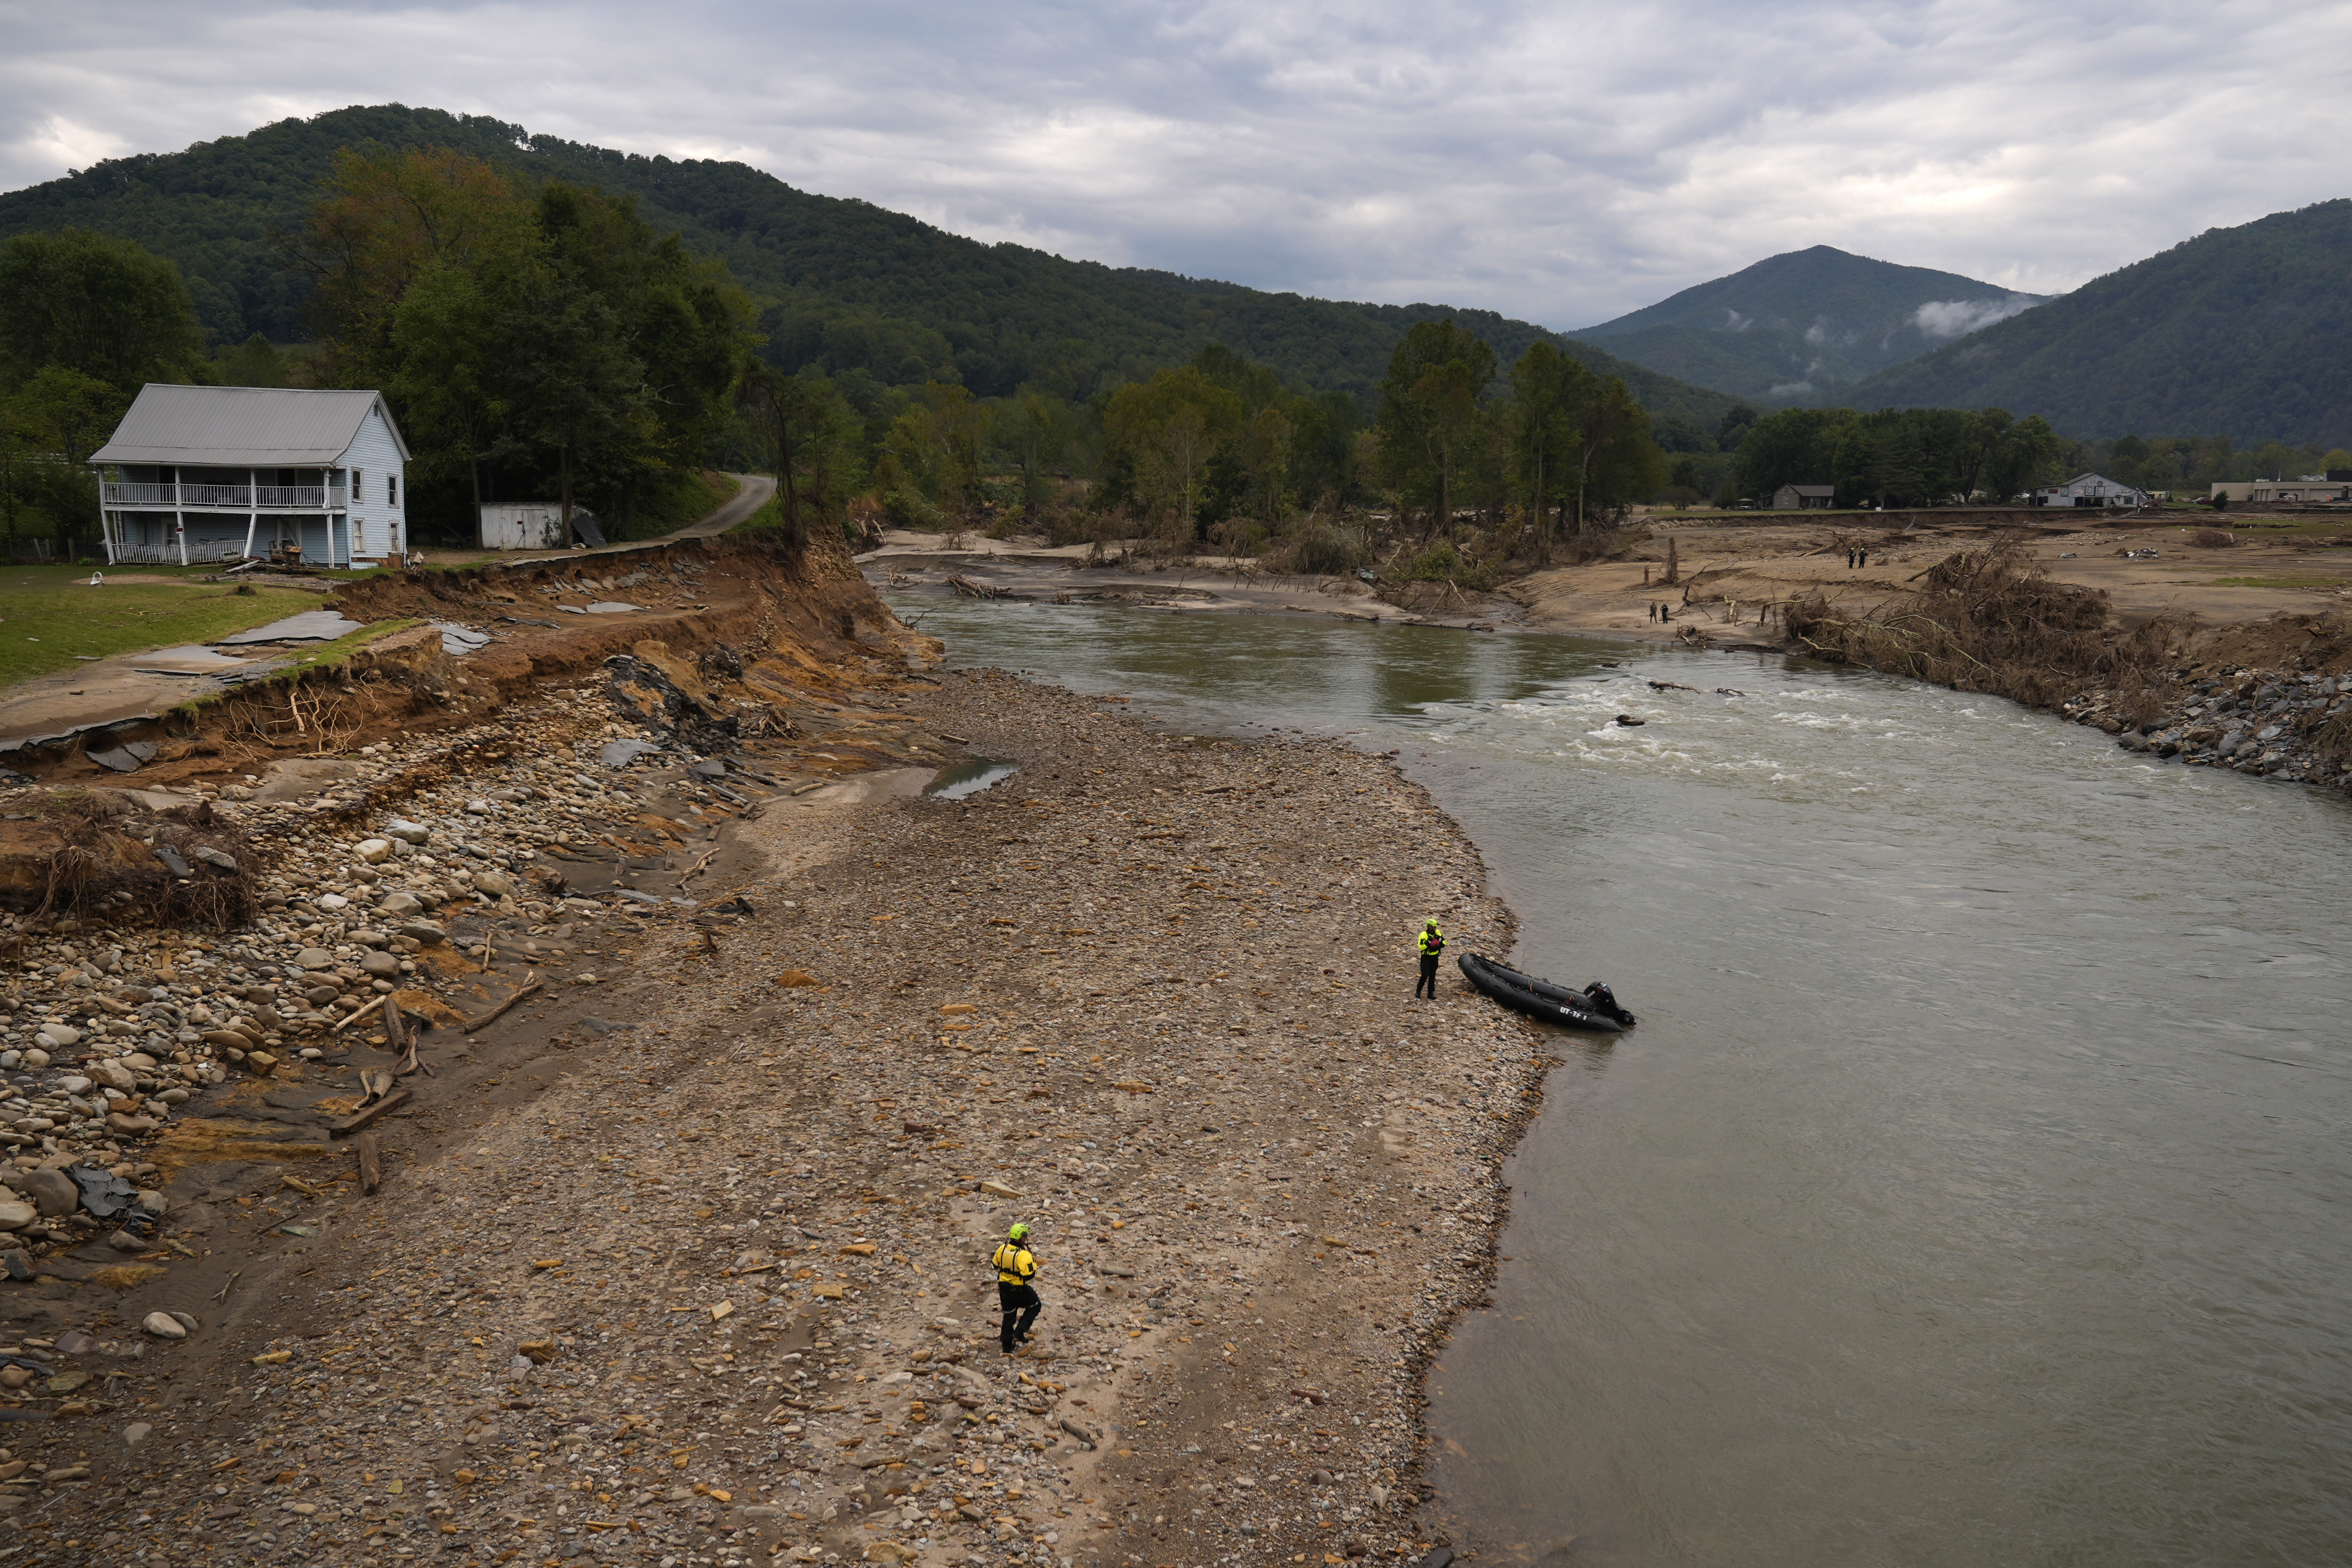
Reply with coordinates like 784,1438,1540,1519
892,595,2352,1566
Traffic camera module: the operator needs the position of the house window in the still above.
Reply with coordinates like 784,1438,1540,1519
352,469,364,505
388,474,399,508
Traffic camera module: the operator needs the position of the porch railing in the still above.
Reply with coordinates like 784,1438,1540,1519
102,482,346,509
105,541,189,564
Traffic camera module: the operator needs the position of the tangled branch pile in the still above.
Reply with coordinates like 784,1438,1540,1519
1784,541,2184,717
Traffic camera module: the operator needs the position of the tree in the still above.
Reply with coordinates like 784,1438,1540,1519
0,229,208,394
1375,319,1496,537
296,147,530,390
1102,367,1244,535
1003,392,1074,520
497,274,648,538
1567,376,1666,530
214,333,291,388
391,262,507,521
1507,342,1595,554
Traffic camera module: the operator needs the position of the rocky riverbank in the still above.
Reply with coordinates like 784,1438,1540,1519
2067,668,2350,787
2,658,1548,1568
2055,611,2352,791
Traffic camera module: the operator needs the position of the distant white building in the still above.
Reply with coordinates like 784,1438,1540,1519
2032,473,2147,509
88,384,410,568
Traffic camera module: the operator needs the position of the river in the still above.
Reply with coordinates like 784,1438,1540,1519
891,595,2352,1566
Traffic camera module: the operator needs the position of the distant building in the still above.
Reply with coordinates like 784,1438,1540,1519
2031,473,2147,509
88,384,408,567
2211,475,2352,504
1771,483,1837,510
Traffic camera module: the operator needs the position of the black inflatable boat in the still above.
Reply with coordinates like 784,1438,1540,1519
1457,953,1637,1033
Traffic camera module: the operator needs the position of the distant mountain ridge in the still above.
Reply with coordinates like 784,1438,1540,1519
0,104,1742,430
1849,200,2352,445
1570,245,2045,403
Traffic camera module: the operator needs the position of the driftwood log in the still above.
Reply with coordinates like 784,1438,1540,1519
460,976,541,1033
330,1088,411,1137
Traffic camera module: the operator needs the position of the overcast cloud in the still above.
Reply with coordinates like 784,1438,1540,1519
2,0,2344,328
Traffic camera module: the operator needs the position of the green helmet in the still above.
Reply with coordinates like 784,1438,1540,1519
1007,1223,1030,1242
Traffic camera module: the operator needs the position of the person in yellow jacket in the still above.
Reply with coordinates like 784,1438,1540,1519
991,1222,1043,1354
1414,918,1447,1000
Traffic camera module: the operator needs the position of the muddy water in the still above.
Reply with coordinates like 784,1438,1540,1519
897,597,2352,1566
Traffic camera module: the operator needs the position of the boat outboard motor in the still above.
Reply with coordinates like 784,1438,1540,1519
1583,982,1637,1027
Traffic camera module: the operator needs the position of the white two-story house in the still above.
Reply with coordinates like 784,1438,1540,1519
88,384,410,568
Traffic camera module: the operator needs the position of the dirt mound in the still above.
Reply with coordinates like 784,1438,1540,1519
2189,609,2352,677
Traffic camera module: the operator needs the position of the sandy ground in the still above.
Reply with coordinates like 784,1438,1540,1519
17,665,1555,1568
864,533,1510,633
1508,513,2352,643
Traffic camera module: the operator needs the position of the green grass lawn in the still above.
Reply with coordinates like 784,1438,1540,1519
0,563,325,691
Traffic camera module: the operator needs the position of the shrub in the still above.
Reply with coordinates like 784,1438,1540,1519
2188,527,2236,548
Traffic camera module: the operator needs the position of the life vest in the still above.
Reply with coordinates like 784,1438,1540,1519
991,1243,1036,1285
1417,927,1446,958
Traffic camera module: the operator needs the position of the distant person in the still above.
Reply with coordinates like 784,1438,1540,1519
1646,603,1656,623
1858,548,1869,568
1846,548,1855,568
1415,919,1447,1000
992,1223,1043,1354
1660,604,1671,623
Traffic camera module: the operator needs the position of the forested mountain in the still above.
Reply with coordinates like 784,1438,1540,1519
0,103,1737,429
1570,245,2045,403
1850,201,2352,445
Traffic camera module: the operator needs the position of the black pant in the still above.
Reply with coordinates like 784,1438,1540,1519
999,1281,1041,1349
1416,953,1439,998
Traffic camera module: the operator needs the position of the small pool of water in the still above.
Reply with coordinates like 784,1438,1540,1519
924,758,1020,799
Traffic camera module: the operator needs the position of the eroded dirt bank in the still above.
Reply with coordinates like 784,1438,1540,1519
8,661,1551,1568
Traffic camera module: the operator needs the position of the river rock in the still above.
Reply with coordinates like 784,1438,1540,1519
397,920,446,946
20,1170,76,1217
142,1312,186,1339
194,846,239,872
354,838,393,864
359,952,401,978
376,892,423,917
0,1202,34,1232
384,818,432,845
297,947,336,970
18,1049,47,1069
88,1060,137,1091
33,1024,80,1049
471,870,513,898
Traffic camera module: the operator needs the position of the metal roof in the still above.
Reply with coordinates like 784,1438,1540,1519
88,384,412,467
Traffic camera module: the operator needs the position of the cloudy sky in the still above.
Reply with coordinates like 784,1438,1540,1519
3,0,2345,328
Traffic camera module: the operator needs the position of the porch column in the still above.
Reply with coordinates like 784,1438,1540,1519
243,512,259,560
175,511,187,567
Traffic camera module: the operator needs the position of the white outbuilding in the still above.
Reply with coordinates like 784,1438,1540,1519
2031,472,2147,509
88,383,410,568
